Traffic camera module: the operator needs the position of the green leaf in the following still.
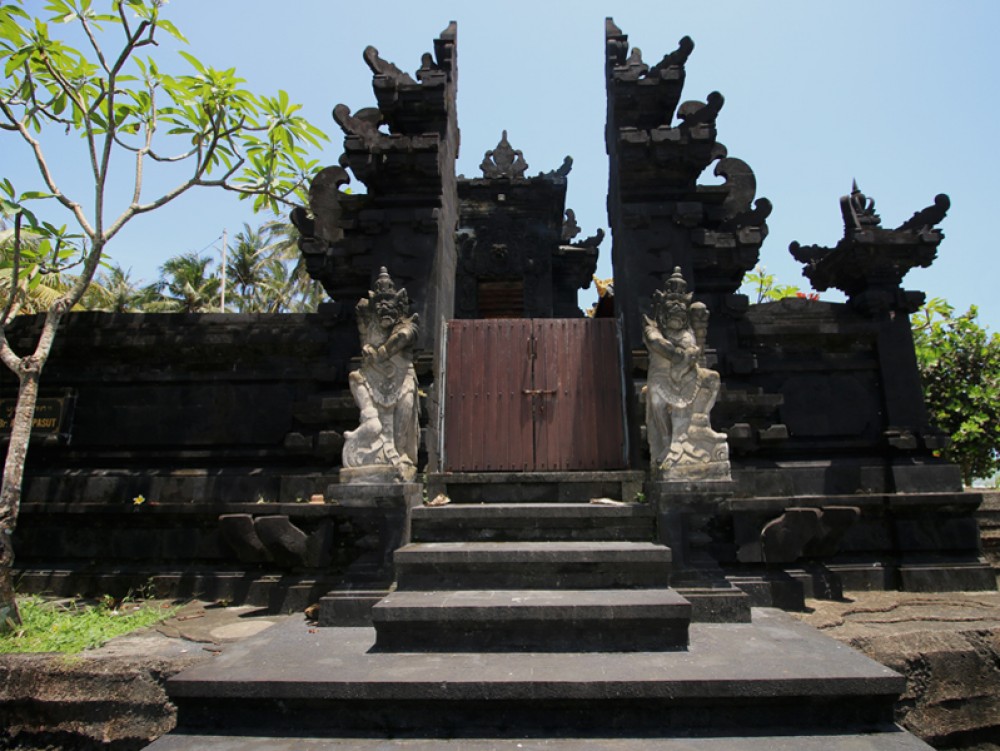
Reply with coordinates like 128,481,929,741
155,18,187,43
177,49,206,76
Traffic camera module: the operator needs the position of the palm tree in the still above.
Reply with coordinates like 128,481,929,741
1,227,81,318
260,217,325,312
226,222,271,313
150,252,220,313
85,265,158,312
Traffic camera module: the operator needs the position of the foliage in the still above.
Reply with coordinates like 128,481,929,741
86,264,159,312
741,266,801,304
149,250,220,312
913,299,1000,485
224,220,322,313
0,200,87,318
0,594,178,653
0,0,326,633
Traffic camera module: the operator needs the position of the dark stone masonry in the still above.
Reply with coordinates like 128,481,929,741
2,18,996,750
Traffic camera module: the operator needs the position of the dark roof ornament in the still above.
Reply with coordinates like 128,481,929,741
650,36,694,76
561,209,581,242
417,22,457,82
480,130,529,178
331,103,383,143
790,185,951,314
573,227,605,249
363,45,416,85
840,180,881,232
539,156,573,180
897,193,950,232
678,91,725,128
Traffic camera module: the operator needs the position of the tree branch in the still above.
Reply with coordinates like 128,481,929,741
77,13,111,75
38,54,101,184
0,99,95,238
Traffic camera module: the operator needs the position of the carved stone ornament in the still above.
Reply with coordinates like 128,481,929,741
643,267,731,482
480,130,529,178
341,267,420,484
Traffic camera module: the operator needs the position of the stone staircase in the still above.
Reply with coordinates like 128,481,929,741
145,483,935,750
374,501,687,652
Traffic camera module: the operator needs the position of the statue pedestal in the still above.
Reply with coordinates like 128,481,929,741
655,419,732,482
655,457,731,483
647,479,750,622
647,480,736,569
340,464,417,484
318,482,422,626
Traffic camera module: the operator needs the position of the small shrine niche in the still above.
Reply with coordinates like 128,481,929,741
455,132,602,319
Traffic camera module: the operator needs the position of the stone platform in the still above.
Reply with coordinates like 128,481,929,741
144,608,931,748
146,734,932,750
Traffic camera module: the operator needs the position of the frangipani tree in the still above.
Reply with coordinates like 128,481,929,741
0,0,325,629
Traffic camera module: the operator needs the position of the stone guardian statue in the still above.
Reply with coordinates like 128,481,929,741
643,267,731,481
341,267,420,484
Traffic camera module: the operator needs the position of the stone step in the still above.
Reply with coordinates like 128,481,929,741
394,540,672,590
370,588,691,652
426,471,645,504
145,729,935,750
159,610,913,739
411,502,656,543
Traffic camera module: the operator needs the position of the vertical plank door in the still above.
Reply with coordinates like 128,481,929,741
442,318,626,472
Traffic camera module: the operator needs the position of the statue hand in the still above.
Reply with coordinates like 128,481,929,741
362,344,378,363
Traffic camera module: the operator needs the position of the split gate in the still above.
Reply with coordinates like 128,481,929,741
442,318,627,472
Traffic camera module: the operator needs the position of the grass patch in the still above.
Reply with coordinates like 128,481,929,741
0,595,179,654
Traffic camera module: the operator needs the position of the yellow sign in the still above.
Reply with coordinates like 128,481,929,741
0,398,66,435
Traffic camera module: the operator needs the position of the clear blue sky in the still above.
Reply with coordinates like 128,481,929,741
6,0,999,329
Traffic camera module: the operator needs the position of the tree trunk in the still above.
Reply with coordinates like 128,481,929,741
0,303,64,634
0,365,41,632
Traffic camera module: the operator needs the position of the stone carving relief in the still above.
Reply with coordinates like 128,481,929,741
480,130,529,178
341,268,420,484
643,267,731,481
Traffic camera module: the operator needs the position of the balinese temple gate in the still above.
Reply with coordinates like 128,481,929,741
5,19,993,620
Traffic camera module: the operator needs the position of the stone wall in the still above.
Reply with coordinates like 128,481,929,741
4,308,360,504
3,309,426,606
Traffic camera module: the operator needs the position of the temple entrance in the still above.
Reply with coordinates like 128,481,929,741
441,318,627,472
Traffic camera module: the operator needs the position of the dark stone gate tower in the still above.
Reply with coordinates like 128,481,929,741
293,23,460,365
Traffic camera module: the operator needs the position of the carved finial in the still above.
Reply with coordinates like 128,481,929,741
363,46,416,85
440,21,457,40
650,36,695,75
539,156,573,180
572,227,605,249
677,91,724,127
606,17,624,37
841,181,881,232
304,165,351,243
332,104,382,142
896,194,950,232
561,209,581,242
480,130,529,178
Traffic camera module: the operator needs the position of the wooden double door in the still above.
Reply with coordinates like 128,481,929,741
442,318,627,472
